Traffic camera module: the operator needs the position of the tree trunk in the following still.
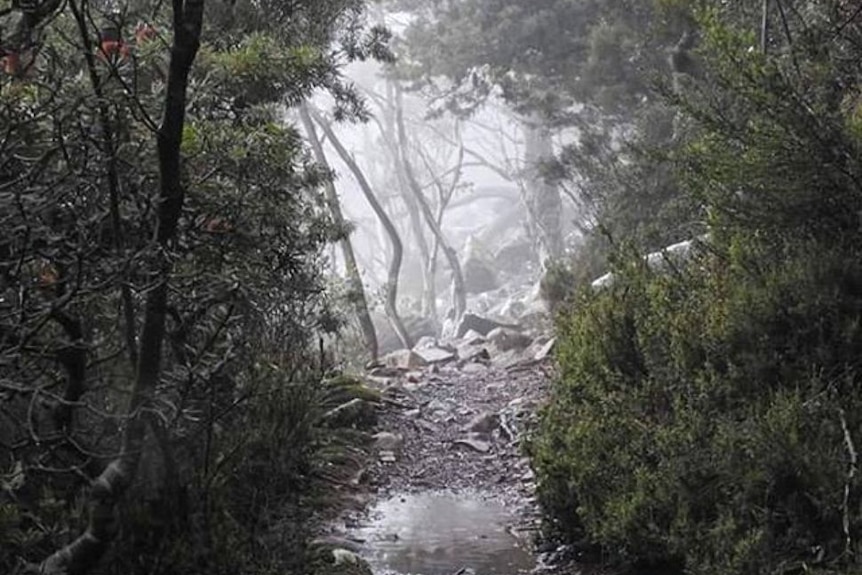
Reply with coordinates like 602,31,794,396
380,81,436,319
393,83,467,322
299,102,379,361
522,115,563,269
308,106,413,350
38,1,204,572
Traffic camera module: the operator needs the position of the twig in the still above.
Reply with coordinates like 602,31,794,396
840,407,857,556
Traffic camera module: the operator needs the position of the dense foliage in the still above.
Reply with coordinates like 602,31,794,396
0,0,385,572
535,2,862,573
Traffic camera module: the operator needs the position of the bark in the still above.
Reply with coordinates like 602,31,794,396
522,115,563,268
38,1,203,572
393,84,466,322
299,103,379,360
308,107,413,350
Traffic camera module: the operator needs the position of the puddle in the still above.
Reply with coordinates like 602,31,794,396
351,491,535,575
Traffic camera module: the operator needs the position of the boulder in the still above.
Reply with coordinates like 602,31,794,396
456,312,522,339
382,349,427,370
487,327,533,352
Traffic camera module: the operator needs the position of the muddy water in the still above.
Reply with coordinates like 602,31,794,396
352,491,535,575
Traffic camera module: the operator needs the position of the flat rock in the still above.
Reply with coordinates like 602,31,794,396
453,436,492,453
414,346,457,365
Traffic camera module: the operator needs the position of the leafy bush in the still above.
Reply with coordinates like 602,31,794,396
535,241,862,574
534,4,862,574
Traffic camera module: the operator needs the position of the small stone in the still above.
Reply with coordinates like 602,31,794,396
373,431,404,452
453,437,492,453
403,408,421,418
379,450,397,463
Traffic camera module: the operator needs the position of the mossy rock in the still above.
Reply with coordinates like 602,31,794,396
324,374,382,403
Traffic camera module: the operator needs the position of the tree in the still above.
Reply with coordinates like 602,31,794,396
299,102,379,361
309,105,415,350
0,0,389,572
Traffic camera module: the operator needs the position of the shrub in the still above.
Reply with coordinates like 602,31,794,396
535,235,862,575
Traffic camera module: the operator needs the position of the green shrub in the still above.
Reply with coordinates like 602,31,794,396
534,240,862,574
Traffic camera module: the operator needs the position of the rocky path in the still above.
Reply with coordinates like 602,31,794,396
366,360,549,510
318,323,562,575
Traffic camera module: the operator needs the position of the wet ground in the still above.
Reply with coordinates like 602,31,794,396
355,491,535,575
327,358,554,575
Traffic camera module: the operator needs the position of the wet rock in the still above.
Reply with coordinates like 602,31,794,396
414,346,457,365
487,327,533,352
382,349,427,370
374,431,404,453
456,312,522,338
